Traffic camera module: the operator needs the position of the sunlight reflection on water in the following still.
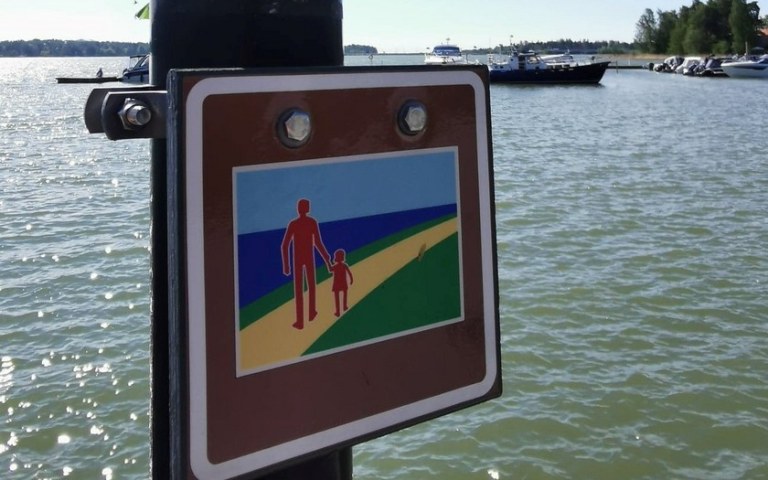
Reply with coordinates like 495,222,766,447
1,56,767,479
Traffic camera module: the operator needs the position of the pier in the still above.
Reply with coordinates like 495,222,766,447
56,76,120,83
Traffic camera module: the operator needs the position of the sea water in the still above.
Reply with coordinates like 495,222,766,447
1,56,767,479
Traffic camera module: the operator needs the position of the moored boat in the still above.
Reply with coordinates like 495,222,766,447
486,46,611,85
424,42,467,65
690,57,728,77
721,54,768,78
121,54,150,84
675,56,703,75
653,56,684,73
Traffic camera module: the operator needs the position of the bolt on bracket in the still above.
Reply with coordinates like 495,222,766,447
84,86,168,140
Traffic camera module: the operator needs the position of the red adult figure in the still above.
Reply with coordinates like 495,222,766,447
329,249,354,317
281,199,331,330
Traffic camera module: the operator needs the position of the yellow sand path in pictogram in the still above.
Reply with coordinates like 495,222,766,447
238,217,458,373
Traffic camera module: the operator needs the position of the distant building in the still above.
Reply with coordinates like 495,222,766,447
757,27,768,50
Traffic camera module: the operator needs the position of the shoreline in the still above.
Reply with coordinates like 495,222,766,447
353,52,665,61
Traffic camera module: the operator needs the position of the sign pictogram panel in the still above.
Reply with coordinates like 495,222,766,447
168,66,500,480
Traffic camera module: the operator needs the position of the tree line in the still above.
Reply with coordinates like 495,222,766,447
0,40,149,57
476,39,633,55
634,0,767,54
4,40,381,57
344,44,378,55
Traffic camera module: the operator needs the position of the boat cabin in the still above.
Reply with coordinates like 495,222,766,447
432,45,462,57
487,50,556,73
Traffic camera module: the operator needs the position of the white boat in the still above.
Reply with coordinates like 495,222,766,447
674,57,702,75
653,56,684,73
721,54,768,78
424,43,467,65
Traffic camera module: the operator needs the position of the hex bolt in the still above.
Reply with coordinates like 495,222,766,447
398,101,428,135
278,109,311,147
118,99,152,130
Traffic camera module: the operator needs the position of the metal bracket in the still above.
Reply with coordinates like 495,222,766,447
84,86,168,140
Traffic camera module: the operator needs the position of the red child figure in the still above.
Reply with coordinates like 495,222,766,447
329,249,354,317
281,199,331,330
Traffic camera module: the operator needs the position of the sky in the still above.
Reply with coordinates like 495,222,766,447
235,149,457,233
0,0,765,52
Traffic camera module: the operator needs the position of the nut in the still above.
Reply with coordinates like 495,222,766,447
118,99,152,130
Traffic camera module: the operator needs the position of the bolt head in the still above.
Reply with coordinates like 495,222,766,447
405,106,427,131
283,110,311,144
126,104,152,126
399,101,428,135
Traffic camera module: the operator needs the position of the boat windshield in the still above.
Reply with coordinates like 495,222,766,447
433,46,461,56
129,55,149,69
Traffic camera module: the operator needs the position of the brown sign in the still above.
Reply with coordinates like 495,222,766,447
168,66,500,480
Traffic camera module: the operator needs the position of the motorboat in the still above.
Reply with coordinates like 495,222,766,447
486,46,611,84
675,57,702,75
121,54,150,84
653,56,684,73
424,43,467,65
690,57,727,77
721,54,768,78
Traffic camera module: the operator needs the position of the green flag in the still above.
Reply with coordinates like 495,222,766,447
135,3,150,20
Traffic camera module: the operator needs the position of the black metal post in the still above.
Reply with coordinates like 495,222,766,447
148,1,346,478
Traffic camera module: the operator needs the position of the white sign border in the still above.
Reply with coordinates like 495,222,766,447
184,69,496,480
